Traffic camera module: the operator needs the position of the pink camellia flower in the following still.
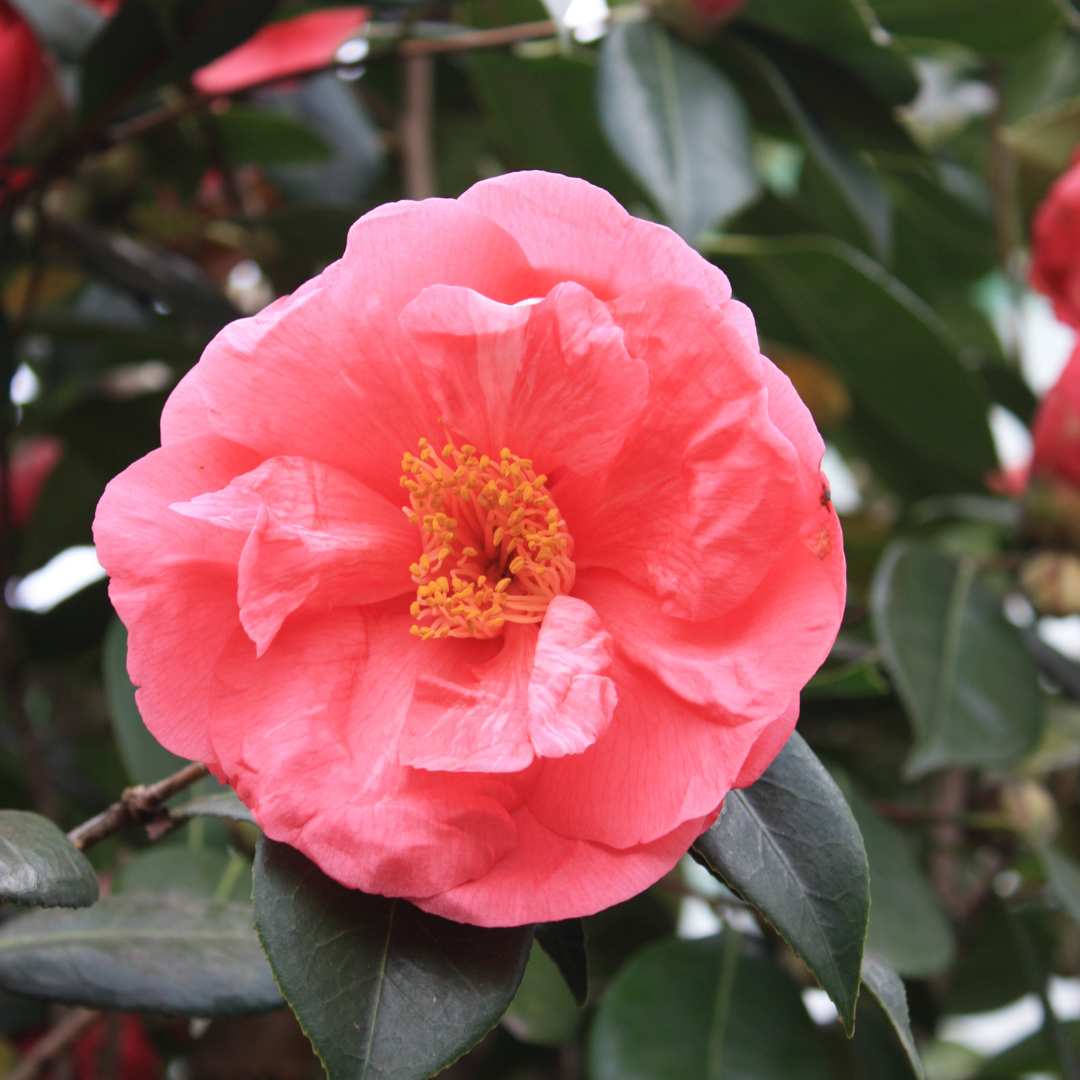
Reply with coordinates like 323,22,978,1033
93,172,845,927
1032,152,1080,330
0,1,45,161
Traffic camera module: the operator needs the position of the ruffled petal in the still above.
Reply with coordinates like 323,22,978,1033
525,654,784,849
414,805,714,927
556,283,809,620
172,456,417,655
400,595,616,773
574,556,840,723
93,434,264,762
460,171,731,305
208,606,523,898
732,696,799,790
401,281,649,474
197,201,541,502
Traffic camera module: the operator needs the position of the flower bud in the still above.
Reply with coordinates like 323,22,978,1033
1000,779,1060,847
1020,551,1080,616
0,0,45,161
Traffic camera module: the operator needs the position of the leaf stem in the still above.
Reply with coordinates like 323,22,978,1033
66,761,209,851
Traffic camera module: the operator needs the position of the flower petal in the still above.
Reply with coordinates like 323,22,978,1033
208,606,522,898
401,281,649,474
93,433,264,762
196,201,541,501
160,367,213,446
460,171,731,305
525,654,783,849
400,595,616,773
413,805,714,927
172,456,417,655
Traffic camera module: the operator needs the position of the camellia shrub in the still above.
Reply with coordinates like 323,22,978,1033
3,3,1080,1080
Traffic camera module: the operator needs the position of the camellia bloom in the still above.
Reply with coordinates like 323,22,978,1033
1032,344,1080,489
1032,152,1080,329
94,172,845,927
0,1,44,161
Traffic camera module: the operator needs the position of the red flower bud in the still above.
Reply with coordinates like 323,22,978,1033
1032,344,1080,491
0,0,45,161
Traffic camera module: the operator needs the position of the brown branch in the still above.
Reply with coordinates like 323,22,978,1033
66,762,209,851
397,20,556,56
401,53,435,200
931,768,969,919
2,1009,101,1080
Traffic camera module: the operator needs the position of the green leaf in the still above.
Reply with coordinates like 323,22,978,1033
535,920,588,1006
728,35,892,259
597,20,761,240
1039,846,1080,926
252,836,534,1080
871,541,1043,778
737,0,918,105
871,0,1062,54
464,52,645,210
833,774,954,977
589,932,831,1080
502,941,582,1047
80,0,275,124
115,847,252,904
692,733,869,1034
103,617,189,786
171,791,257,825
861,953,925,1080
214,107,333,166
704,234,997,483
0,894,280,1015
0,811,99,909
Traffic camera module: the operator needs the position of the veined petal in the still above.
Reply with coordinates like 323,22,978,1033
401,281,649,474
172,456,417,655
400,596,616,773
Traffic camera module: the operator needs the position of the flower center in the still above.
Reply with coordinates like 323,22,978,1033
400,433,575,640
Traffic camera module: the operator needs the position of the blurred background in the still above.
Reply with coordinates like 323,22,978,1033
6,0,1080,1078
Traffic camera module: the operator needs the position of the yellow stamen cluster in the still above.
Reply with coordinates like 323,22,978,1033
400,432,575,640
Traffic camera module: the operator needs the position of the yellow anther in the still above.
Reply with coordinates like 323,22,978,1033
509,556,526,574
493,527,505,546
495,578,511,593
462,547,478,558
501,448,512,460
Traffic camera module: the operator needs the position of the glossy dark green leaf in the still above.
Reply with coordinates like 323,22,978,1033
1039,846,1080,926
0,811,99,909
861,953,924,1080
589,932,831,1080
737,0,918,104
80,0,275,123
252,837,533,1080
114,847,252,904
871,0,1062,54
871,542,1042,778
692,733,869,1034
171,791,257,826
103,617,189,786
465,51,645,210
597,20,761,239
728,36,892,258
0,894,280,1014
833,775,954,977
535,919,588,1006
707,234,997,482
214,107,332,167
502,941,581,1047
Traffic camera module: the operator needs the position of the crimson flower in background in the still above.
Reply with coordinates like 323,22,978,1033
193,7,369,97
8,436,63,530
1031,151,1080,329
1031,345,1080,491
691,0,746,18
0,1,44,161
94,172,845,927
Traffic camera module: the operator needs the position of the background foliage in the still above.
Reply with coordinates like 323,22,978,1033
4,0,1080,1078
